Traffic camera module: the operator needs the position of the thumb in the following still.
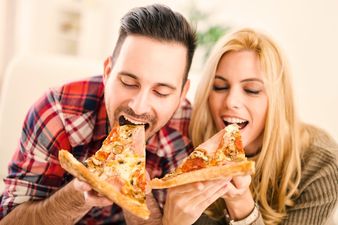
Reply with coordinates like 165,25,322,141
145,171,152,194
73,178,92,192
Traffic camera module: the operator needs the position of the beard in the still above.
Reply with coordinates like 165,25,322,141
111,105,157,131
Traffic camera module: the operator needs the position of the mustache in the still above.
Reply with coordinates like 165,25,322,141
114,106,156,123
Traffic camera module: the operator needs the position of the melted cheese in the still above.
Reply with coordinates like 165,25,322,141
111,152,143,182
225,124,238,134
85,125,146,203
190,149,209,162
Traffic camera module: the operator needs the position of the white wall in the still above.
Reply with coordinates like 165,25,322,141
0,1,6,82
0,0,15,86
0,0,337,141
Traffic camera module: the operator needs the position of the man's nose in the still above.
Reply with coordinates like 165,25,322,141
128,90,151,115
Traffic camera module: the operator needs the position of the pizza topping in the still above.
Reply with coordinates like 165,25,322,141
212,124,246,164
84,124,146,205
95,150,110,161
164,124,246,178
179,148,209,172
131,166,146,192
235,135,243,151
181,157,208,172
190,148,209,161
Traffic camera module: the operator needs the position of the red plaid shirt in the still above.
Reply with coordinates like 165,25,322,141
0,75,193,224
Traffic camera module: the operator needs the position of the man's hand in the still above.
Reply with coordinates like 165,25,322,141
124,193,162,225
162,179,230,225
73,178,114,208
0,178,105,225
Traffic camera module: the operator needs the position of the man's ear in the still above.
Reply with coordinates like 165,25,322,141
180,79,190,102
103,56,112,84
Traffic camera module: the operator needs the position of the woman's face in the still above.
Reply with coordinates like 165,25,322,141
208,50,268,156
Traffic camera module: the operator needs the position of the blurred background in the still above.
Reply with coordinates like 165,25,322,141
0,1,337,221
1,0,338,140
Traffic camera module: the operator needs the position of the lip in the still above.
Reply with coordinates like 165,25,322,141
221,114,249,130
221,114,247,121
120,114,149,124
118,115,151,130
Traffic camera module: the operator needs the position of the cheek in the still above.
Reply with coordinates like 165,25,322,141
208,94,221,117
155,97,180,123
104,80,127,111
252,98,268,130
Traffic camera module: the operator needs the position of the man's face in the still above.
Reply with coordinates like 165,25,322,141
104,35,189,139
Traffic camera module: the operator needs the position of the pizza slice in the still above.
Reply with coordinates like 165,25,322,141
58,124,150,219
150,124,255,189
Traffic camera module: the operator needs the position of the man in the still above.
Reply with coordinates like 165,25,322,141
0,4,196,225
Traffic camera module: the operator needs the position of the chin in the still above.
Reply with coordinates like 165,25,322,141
144,127,158,140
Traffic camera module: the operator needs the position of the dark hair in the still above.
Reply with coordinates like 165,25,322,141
111,4,197,85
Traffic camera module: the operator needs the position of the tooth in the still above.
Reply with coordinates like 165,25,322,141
222,117,246,123
125,117,146,125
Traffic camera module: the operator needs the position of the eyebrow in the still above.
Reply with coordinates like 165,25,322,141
215,75,264,84
119,72,177,90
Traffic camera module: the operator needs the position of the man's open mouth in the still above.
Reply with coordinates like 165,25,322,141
119,115,150,130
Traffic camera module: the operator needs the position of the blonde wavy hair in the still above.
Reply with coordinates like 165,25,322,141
190,28,305,224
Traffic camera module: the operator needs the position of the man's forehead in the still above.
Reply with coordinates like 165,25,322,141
118,72,180,90
113,35,187,87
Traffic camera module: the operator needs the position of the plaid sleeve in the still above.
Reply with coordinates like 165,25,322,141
0,89,71,219
151,138,194,210
147,99,194,209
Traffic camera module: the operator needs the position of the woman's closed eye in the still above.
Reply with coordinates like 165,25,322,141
244,88,261,95
213,85,229,91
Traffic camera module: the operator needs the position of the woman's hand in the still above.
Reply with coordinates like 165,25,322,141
162,179,230,225
222,175,255,220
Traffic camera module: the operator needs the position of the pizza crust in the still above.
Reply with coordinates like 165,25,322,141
59,150,150,219
150,160,255,189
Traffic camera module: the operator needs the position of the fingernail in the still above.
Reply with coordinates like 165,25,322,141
197,183,204,190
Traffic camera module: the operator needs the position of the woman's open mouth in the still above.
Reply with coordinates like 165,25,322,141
222,117,248,129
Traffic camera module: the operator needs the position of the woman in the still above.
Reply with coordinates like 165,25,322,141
162,28,338,225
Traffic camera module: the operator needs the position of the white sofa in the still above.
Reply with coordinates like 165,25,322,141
0,54,101,192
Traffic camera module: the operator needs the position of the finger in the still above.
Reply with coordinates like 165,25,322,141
84,190,114,207
231,175,251,189
145,171,151,182
181,180,229,207
145,171,152,194
169,178,230,194
223,181,248,200
145,183,152,195
166,178,230,210
167,182,201,195
192,181,229,212
73,178,92,192
196,182,205,191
